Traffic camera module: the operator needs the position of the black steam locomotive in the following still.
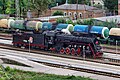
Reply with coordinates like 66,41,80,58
13,26,103,58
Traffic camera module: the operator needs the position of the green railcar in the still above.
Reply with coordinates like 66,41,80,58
11,20,25,30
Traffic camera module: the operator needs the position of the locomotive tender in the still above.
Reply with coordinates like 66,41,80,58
12,24,107,58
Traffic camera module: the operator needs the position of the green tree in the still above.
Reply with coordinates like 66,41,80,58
93,3,103,9
103,0,118,15
19,0,28,17
55,0,91,5
0,0,15,15
52,10,64,16
5,0,15,14
0,0,7,14
30,0,54,17
77,19,94,25
102,20,118,29
56,0,65,5
56,17,66,23
66,19,73,24
68,0,90,5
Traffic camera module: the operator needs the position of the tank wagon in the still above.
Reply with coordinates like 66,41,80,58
12,24,106,58
0,19,14,29
108,28,120,45
98,28,120,45
55,24,74,34
11,20,53,31
73,25,109,39
0,19,55,32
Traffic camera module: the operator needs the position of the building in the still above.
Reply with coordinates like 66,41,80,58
51,4,105,20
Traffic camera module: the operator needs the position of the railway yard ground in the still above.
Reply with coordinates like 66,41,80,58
0,48,120,80
0,34,120,80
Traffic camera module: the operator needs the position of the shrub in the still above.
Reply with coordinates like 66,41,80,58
52,11,64,16
66,19,73,24
56,17,66,23
77,19,94,25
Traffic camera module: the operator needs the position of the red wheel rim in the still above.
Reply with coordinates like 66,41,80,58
76,48,81,56
66,47,70,55
71,48,75,55
60,48,64,54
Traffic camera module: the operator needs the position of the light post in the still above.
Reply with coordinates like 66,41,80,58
23,37,33,53
28,40,30,53
83,46,85,60
27,10,32,19
28,37,33,53
116,40,118,55
76,0,78,20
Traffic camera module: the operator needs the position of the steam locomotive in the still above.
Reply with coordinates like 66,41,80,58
12,24,110,58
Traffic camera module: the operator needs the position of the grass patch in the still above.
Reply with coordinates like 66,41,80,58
0,66,94,80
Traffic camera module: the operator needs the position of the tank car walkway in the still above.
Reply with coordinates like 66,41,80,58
0,48,120,80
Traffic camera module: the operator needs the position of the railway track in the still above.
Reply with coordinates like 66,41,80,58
0,43,120,66
32,59,120,78
102,46,120,54
1,47,120,78
0,33,12,40
0,33,12,37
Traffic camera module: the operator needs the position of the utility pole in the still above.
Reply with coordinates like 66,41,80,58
91,0,94,6
2,0,5,14
83,1,87,19
65,0,68,4
15,0,20,19
76,0,78,20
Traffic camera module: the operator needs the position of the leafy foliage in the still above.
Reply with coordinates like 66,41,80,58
29,0,54,16
103,0,118,14
101,20,118,29
56,0,66,5
56,0,91,5
0,0,54,17
66,19,73,24
52,10,64,16
56,17,66,23
19,0,28,16
93,4,103,9
68,0,91,5
5,0,15,14
0,0,15,14
76,19,94,25
76,18,118,29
